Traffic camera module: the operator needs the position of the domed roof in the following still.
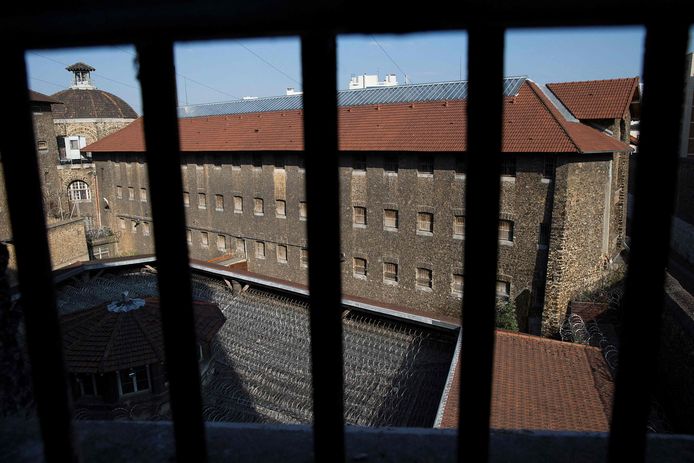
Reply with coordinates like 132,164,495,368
50,62,138,119
51,88,138,119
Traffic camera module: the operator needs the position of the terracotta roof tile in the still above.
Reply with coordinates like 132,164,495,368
546,77,640,120
85,81,628,154
439,330,614,432
60,297,225,373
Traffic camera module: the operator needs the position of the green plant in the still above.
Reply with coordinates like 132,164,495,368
496,298,519,331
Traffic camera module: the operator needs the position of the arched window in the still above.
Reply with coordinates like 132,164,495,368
68,180,91,202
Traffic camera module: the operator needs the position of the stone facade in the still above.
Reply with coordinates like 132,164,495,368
94,150,626,333
53,119,135,147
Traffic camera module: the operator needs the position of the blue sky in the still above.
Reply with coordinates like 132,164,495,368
25,26,693,115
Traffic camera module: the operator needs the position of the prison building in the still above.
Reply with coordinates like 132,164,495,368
85,77,631,335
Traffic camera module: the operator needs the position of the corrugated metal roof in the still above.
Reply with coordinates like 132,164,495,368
178,77,527,118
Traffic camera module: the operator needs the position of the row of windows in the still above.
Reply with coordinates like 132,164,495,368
181,192,304,218
116,185,147,202
352,258,510,297
179,153,297,171
118,218,151,236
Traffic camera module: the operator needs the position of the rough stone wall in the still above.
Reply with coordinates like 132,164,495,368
53,119,136,145
543,155,613,335
56,165,97,225
0,163,10,241
31,105,64,219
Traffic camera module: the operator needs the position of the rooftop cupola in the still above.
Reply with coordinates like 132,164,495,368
67,62,96,90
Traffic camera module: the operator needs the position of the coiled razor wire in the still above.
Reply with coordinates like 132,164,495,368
56,269,455,427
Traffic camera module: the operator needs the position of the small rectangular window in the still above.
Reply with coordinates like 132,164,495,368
499,220,514,242
416,268,433,289
116,186,123,199
186,229,192,244
232,153,241,169
383,262,398,283
452,274,464,295
183,191,190,207
274,154,285,170
543,157,556,180
198,193,207,209
455,156,466,176
37,140,48,151
353,257,367,278
384,155,398,174
276,200,286,217
384,209,398,230
300,248,309,268
418,155,434,175
496,280,510,299
255,241,265,259
254,198,264,215
299,201,307,220
128,187,134,201
501,157,516,177
118,366,149,396
277,244,288,263
353,154,367,172
213,156,222,169
140,188,147,202
252,154,262,170
215,194,224,211
119,217,125,229
454,215,465,237
217,234,226,251
353,206,367,226
143,222,150,236
417,212,434,234
131,220,137,234
234,196,243,213
201,232,209,247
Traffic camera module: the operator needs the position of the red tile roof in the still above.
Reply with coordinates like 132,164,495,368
546,77,640,120
439,330,614,432
60,297,225,373
85,81,628,154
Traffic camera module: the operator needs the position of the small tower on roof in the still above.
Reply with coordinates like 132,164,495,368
66,62,96,90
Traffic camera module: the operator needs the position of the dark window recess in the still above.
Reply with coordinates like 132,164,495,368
353,154,367,171
501,157,516,177
543,157,556,180
274,154,285,169
232,153,240,167
384,154,398,173
455,156,466,175
252,154,262,169
418,155,434,174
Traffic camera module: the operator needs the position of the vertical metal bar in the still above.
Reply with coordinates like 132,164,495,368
0,48,77,462
608,22,689,463
136,40,207,462
458,25,505,462
301,32,345,463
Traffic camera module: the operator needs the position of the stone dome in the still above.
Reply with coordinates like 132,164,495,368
51,88,138,119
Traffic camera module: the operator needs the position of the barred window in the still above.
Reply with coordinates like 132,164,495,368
418,155,434,175
383,262,398,283
417,212,434,233
499,220,514,242
501,157,516,177
255,241,265,258
254,198,264,215
116,185,123,199
198,193,206,209
68,180,91,202
416,268,433,289
215,194,224,211
183,191,190,207
384,209,398,230
277,245,288,263
300,248,309,268
454,215,465,237
353,154,367,172
496,280,510,299
200,232,209,247
299,201,307,220
128,187,134,201
217,234,226,251
353,206,367,226
452,274,464,295
353,258,367,277
140,188,147,202
384,155,398,174
276,200,286,217
234,196,243,213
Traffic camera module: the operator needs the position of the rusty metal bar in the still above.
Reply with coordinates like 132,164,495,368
607,22,689,463
458,24,505,463
301,31,346,463
136,40,208,462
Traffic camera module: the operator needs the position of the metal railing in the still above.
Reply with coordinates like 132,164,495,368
0,3,692,463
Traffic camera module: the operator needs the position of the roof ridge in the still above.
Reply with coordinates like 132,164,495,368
99,313,125,372
546,76,640,86
496,329,603,352
525,80,582,152
619,77,640,119
133,306,166,363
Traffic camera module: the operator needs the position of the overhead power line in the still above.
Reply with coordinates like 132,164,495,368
29,77,65,89
236,42,301,86
370,35,410,84
28,51,138,89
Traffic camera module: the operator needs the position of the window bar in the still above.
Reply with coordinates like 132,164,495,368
301,32,346,462
458,25,505,462
136,40,207,462
607,23,690,462
0,48,77,462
